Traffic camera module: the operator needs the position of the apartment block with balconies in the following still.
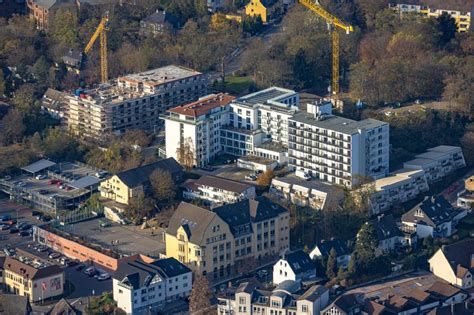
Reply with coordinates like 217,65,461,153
288,102,389,188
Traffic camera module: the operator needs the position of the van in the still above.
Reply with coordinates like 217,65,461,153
295,169,311,181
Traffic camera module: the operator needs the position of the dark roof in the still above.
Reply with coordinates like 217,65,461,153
151,257,191,278
142,9,178,27
282,250,315,275
402,196,459,227
0,294,31,315
49,298,79,315
440,238,474,275
193,175,254,193
116,158,182,188
21,159,56,173
316,239,349,257
213,196,287,236
427,281,461,298
113,258,190,290
33,0,75,10
4,256,63,280
236,282,258,294
167,202,218,244
297,285,327,302
327,294,362,313
363,300,386,315
368,214,402,241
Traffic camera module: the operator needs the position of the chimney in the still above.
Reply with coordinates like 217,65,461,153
431,195,436,204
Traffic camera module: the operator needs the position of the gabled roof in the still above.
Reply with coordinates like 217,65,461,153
236,282,258,294
315,239,349,257
4,256,63,280
368,214,402,241
167,93,235,118
402,195,459,227
167,202,218,244
281,250,315,275
141,9,179,27
0,294,31,315
297,284,327,302
151,257,191,278
323,294,361,313
439,238,474,277
428,281,461,298
194,175,254,194
49,298,79,315
116,158,182,188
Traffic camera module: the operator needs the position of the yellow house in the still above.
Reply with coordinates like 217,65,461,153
4,252,65,302
99,158,183,206
245,0,282,23
166,196,290,278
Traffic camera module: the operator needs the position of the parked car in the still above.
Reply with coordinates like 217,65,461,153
49,252,61,259
0,224,10,230
9,227,19,234
37,246,49,252
97,273,111,281
35,174,47,180
19,224,31,231
84,266,97,276
1,215,12,222
245,174,257,181
16,181,27,187
254,170,263,175
75,264,85,271
16,222,28,229
18,230,30,237
59,257,70,265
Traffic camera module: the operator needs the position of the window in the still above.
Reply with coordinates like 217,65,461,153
239,297,246,304
301,305,308,312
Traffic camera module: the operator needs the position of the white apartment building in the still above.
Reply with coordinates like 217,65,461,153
368,168,429,215
113,257,192,314
163,93,235,167
218,281,329,315
182,175,256,205
64,65,208,141
288,102,389,188
403,145,466,183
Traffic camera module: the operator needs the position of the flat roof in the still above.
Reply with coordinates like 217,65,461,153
257,141,287,153
427,145,462,153
167,93,235,117
404,158,438,167
290,112,386,135
21,159,56,173
373,169,424,191
69,175,101,189
415,151,452,160
238,155,276,165
272,175,338,194
118,65,202,86
235,87,296,106
194,175,254,193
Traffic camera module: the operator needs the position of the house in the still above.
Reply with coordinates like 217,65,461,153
217,280,329,315
403,145,466,183
49,298,79,315
366,214,405,255
273,250,316,285
99,158,183,207
0,294,32,315
321,294,362,315
207,0,231,12
41,88,66,120
310,239,351,268
26,0,76,30
165,196,290,278
428,238,474,289
113,257,192,314
61,49,82,74
457,175,474,209
3,250,65,302
367,168,429,215
402,195,467,239
270,176,344,211
245,0,282,24
139,10,179,36
182,175,256,205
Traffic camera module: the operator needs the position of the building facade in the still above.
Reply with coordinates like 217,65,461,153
272,250,316,285
113,257,192,314
64,65,208,141
163,93,235,167
27,0,76,30
288,102,389,188
165,197,290,278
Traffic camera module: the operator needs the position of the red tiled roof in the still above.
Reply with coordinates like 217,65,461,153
168,93,235,117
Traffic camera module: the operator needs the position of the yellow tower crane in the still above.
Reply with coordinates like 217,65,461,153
298,0,353,95
84,13,109,84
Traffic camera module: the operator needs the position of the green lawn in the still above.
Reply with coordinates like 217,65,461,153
225,76,253,95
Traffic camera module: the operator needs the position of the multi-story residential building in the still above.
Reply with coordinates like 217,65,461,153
272,250,316,285
99,158,183,208
182,175,256,205
113,257,192,314
163,93,235,167
217,281,329,315
365,214,408,255
367,168,429,215
402,195,467,239
4,249,64,302
310,239,351,268
288,102,389,188
64,65,208,141
41,88,66,120
403,145,466,183
27,0,76,30
389,1,474,32
270,175,344,210
429,239,474,289
165,197,290,278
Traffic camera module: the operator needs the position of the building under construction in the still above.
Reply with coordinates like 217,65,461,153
64,65,208,141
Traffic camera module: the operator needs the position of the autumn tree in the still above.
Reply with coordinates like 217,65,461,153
0,109,25,145
176,137,195,170
326,247,338,279
124,192,155,224
189,275,213,314
149,169,176,201
256,169,275,187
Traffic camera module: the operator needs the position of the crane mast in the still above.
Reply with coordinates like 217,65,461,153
298,0,353,94
84,14,109,84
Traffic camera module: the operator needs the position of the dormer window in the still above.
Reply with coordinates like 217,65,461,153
415,208,424,218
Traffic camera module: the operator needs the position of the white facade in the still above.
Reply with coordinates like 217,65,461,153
288,104,389,188
273,259,297,285
368,168,429,215
429,248,474,290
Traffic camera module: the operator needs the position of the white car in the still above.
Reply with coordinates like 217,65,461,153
97,273,111,281
35,175,47,180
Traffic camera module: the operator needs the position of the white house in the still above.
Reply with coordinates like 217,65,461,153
113,257,192,314
310,239,351,268
181,175,256,205
273,250,316,285
402,195,467,239
429,239,474,290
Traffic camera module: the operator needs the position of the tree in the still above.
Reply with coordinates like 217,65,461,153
326,247,338,279
189,275,213,314
32,56,50,83
176,137,195,170
293,48,313,89
42,128,83,161
124,192,154,224
0,109,25,145
50,9,80,49
123,129,151,147
355,222,378,260
149,169,176,201
13,84,39,116
86,292,125,315
256,169,275,187
434,12,457,47
0,69,5,96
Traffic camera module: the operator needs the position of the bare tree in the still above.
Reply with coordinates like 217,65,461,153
176,137,195,170
189,275,213,314
150,169,176,201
